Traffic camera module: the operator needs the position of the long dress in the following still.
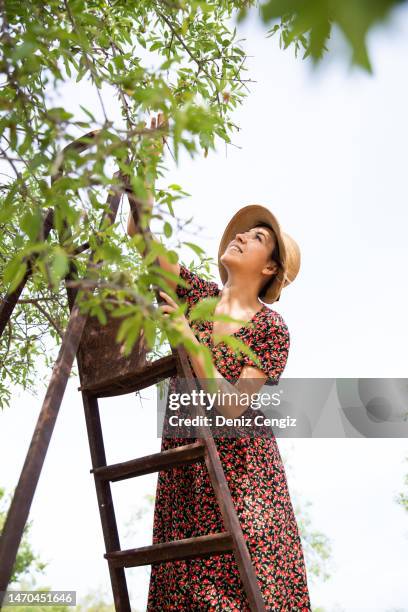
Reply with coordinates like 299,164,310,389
147,264,311,611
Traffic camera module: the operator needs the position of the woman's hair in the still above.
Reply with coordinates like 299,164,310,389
252,222,281,299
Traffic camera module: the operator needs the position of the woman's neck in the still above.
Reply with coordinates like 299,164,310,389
218,283,262,315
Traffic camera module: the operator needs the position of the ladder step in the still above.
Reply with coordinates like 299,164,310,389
80,353,177,398
104,532,234,568
91,441,205,482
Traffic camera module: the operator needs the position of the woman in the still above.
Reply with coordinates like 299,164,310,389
130,194,312,609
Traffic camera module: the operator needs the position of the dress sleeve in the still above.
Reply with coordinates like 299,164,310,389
176,263,220,307
242,312,290,384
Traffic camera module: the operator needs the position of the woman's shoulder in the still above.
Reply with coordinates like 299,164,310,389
242,305,290,383
258,305,290,339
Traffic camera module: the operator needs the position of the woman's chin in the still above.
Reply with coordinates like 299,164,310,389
221,252,238,266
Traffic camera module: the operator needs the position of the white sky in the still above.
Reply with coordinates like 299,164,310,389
1,5,408,612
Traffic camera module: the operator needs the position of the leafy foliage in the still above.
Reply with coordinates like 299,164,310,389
277,450,333,586
0,487,47,584
0,0,257,406
241,0,407,71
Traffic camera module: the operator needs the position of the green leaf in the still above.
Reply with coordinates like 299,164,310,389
20,211,42,241
166,250,179,264
124,316,143,356
188,297,219,322
79,105,96,122
154,267,188,293
116,314,142,350
0,196,15,224
111,306,138,318
143,317,157,350
163,221,172,238
47,107,74,122
184,242,205,256
50,248,69,284
3,258,28,294
91,304,107,325
97,242,122,262
12,41,36,60
149,41,162,52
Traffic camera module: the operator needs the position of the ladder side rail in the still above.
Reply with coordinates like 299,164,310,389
0,302,89,602
82,393,131,612
202,435,266,611
174,348,267,610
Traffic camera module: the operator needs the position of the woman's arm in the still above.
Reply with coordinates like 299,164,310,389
158,290,268,419
186,331,268,419
126,113,181,292
127,189,180,292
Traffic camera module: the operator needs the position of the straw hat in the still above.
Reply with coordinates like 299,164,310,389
217,205,301,304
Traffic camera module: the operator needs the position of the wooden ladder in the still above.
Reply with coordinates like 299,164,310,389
77,324,266,611
0,132,266,611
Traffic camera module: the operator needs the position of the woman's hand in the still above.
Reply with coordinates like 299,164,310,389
142,112,168,178
148,112,168,155
158,290,194,341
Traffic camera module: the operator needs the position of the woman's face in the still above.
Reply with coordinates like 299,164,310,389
221,225,279,280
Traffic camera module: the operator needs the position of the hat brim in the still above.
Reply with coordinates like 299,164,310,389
217,205,288,304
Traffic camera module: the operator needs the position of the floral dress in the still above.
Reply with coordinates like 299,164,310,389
147,265,311,611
